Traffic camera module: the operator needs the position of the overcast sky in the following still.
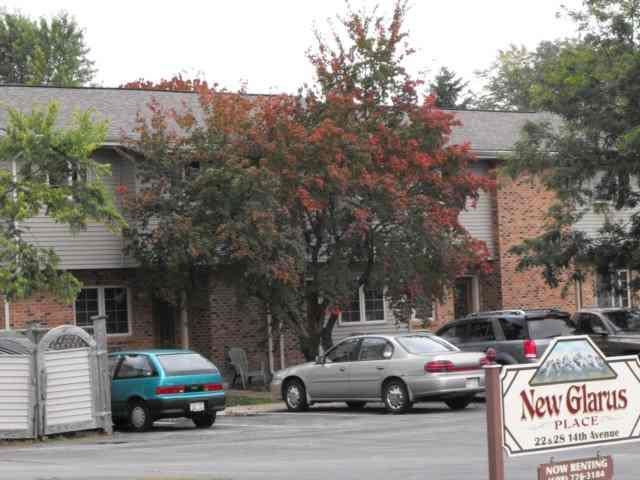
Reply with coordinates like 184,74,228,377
4,0,582,94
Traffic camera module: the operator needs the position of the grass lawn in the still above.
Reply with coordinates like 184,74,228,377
225,389,273,407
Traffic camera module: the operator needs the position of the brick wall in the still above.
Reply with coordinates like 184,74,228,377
2,269,154,351
496,174,581,311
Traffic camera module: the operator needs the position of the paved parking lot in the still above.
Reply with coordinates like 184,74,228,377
1,402,638,480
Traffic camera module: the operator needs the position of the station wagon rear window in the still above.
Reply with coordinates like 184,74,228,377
157,353,217,375
397,335,456,354
527,317,576,339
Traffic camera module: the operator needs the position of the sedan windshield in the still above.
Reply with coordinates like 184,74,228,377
397,335,456,354
157,353,217,376
604,310,640,332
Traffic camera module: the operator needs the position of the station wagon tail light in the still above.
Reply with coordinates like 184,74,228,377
156,385,185,395
425,360,454,373
523,339,538,359
204,383,223,391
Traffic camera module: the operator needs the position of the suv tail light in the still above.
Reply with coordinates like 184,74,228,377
156,385,185,395
425,360,454,373
523,339,537,359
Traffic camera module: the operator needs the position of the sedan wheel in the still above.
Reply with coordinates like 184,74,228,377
284,379,309,412
383,380,410,414
128,400,153,432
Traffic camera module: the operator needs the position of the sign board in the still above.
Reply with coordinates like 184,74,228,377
501,336,640,456
538,455,613,480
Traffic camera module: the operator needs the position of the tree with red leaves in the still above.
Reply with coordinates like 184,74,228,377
123,2,491,360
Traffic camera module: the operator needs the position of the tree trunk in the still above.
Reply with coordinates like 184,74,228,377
321,313,339,352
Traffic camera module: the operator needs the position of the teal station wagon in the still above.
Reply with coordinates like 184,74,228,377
109,350,225,431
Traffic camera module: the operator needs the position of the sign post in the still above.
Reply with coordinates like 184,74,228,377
485,363,504,480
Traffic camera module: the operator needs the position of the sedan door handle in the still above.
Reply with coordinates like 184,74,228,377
376,366,385,371
339,367,346,372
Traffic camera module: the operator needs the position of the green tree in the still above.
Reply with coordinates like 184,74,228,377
502,0,640,291
475,43,560,111
0,11,95,85
429,67,472,109
0,102,124,302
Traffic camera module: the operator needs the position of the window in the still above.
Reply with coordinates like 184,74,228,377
437,323,467,343
467,319,495,342
108,355,121,378
396,335,456,354
603,310,640,332
575,313,608,335
75,286,131,335
115,355,155,379
358,338,393,361
325,338,360,363
499,317,526,340
75,289,99,327
340,285,386,324
527,317,576,339
597,270,631,308
157,353,218,376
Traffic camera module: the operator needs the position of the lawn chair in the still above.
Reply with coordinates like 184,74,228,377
228,347,268,389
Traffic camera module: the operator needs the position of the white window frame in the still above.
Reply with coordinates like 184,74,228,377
73,285,132,337
597,269,631,308
338,285,387,325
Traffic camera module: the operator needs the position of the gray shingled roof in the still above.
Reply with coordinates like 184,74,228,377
0,85,557,154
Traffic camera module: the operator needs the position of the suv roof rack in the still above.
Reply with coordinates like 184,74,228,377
468,309,526,317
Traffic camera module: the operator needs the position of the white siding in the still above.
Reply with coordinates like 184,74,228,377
458,162,495,257
19,149,136,270
44,348,94,427
0,356,32,431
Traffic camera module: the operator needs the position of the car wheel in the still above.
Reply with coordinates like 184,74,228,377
284,378,309,412
346,401,366,409
383,379,411,414
192,412,216,428
128,400,153,432
445,396,474,411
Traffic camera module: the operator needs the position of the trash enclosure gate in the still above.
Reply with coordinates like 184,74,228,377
0,319,112,440
0,334,37,439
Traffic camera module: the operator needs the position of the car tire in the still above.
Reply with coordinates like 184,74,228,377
445,396,474,411
128,400,153,432
346,401,367,409
192,412,216,428
383,379,411,414
284,378,309,412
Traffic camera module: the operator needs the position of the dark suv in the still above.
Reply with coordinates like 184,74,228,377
435,309,576,365
572,308,640,356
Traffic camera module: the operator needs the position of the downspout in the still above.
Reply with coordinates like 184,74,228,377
180,290,189,349
279,320,285,370
266,311,275,375
3,299,10,330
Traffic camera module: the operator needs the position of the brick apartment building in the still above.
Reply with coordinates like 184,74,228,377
0,85,631,372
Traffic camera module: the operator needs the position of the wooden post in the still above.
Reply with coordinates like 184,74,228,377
485,363,505,480
92,315,112,434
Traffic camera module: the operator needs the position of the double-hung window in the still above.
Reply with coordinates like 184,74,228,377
75,286,131,335
596,269,631,308
340,285,386,324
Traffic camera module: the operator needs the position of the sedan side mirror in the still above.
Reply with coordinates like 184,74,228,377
315,355,324,364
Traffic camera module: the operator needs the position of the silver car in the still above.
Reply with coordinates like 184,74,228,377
271,333,487,414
